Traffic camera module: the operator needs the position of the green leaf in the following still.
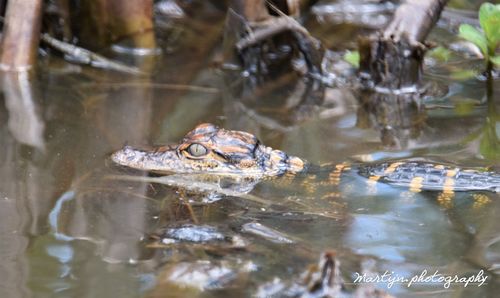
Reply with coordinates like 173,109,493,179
344,50,360,67
479,3,500,52
428,46,451,62
491,55,500,65
458,24,489,58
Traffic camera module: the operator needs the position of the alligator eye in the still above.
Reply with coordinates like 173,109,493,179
187,143,208,157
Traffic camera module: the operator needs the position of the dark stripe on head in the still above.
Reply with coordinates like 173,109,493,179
183,123,219,141
209,127,260,162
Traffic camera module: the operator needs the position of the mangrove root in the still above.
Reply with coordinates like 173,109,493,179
359,0,449,89
0,0,43,71
226,0,323,76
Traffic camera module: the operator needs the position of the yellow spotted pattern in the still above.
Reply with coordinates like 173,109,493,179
437,192,454,208
328,163,350,186
472,194,491,209
302,174,318,194
443,169,457,193
384,162,404,174
409,177,424,193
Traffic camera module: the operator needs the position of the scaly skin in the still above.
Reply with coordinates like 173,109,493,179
111,123,500,194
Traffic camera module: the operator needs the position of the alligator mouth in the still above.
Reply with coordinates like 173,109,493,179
111,145,182,174
111,144,267,176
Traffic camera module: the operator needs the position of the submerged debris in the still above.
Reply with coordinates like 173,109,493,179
164,224,225,243
256,251,342,297
241,222,294,244
155,0,185,18
160,261,236,290
303,251,343,297
148,223,248,254
149,259,257,296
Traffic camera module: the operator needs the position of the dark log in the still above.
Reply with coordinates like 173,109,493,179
0,0,43,71
230,0,270,22
55,0,72,41
106,0,156,50
76,0,156,51
359,0,449,89
0,0,6,16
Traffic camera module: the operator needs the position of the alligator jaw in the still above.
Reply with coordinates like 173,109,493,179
111,144,268,176
111,145,182,174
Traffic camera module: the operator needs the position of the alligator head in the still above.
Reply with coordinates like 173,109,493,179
111,123,306,177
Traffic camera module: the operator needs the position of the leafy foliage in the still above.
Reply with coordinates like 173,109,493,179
344,50,360,67
479,3,500,54
428,46,451,62
458,3,500,66
458,24,488,57
491,55,500,65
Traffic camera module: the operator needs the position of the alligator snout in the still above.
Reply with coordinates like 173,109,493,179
111,145,142,164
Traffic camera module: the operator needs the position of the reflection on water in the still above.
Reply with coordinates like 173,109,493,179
0,1,499,298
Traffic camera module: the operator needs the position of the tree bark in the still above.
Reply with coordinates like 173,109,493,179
383,0,448,45
359,0,449,89
77,0,156,51
107,0,156,50
229,0,270,22
0,0,43,71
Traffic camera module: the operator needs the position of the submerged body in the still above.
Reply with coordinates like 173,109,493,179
111,123,500,194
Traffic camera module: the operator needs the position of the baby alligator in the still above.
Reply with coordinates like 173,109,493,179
111,123,500,194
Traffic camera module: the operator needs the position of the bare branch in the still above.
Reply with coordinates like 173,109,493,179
41,34,144,75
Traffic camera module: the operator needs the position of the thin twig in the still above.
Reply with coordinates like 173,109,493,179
40,33,144,75
236,16,311,50
181,198,199,224
77,82,220,94
236,1,313,50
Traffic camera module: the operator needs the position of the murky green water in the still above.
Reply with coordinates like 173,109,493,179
0,1,499,297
